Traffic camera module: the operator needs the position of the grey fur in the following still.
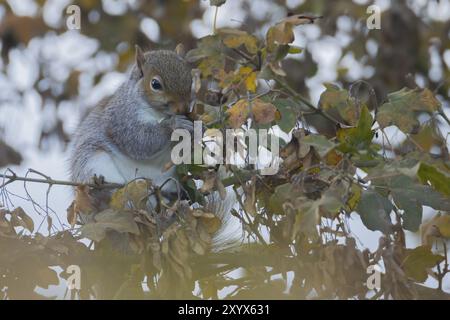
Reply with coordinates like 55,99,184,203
68,49,243,249
139,50,192,100
69,50,192,183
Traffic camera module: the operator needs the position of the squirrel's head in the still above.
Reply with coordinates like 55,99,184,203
135,45,192,115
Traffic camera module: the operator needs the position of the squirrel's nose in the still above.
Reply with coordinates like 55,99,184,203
168,100,188,115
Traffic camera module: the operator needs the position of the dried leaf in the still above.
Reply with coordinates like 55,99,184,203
80,209,140,242
66,201,77,227
74,185,96,215
11,207,34,232
251,99,280,125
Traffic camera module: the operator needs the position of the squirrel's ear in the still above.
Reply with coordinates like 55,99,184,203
175,43,185,58
135,45,145,78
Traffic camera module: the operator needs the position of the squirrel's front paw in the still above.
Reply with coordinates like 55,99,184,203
164,115,194,133
91,174,105,186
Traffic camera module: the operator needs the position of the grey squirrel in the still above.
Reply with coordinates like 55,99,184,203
69,45,239,248
70,45,192,189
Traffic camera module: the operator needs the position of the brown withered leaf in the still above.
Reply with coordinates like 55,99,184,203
66,201,77,227
421,214,450,246
252,99,281,125
74,185,96,215
200,171,217,194
243,176,257,216
11,207,34,232
266,14,322,51
47,215,52,235
80,209,140,242
226,98,280,128
294,129,311,158
283,14,323,26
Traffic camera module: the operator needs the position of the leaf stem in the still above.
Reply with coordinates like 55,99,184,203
213,6,219,34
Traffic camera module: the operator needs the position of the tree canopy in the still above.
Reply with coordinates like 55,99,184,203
0,0,450,300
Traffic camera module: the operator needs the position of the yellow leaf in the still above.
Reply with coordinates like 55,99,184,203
238,67,258,92
220,29,258,54
198,56,223,77
245,71,257,92
347,184,362,211
110,180,150,210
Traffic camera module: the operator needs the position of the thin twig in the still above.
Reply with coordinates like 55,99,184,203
438,109,450,127
0,171,123,189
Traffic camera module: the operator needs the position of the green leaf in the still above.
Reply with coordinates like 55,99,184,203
186,35,222,63
354,105,374,143
303,134,336,158
268,183,297,214
188,179,205,205
356,190,393,233
337,105,374,154
377,88,441,134
272,99,297,132
392,191,422,232
418,163,450,196
80,209,140,242
319,83,359,125
210,0,226,7
288,45,303,54
292,197,320,237
402,246,444,283
319,187,345,217
387,175,450,231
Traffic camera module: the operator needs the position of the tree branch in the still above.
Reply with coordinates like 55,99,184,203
0,171,123,189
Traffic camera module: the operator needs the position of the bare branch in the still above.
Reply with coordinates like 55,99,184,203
0,170,123,189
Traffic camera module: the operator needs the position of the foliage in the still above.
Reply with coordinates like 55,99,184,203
1,0,450,300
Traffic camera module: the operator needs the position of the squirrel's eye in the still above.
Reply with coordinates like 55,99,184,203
151,78,163,91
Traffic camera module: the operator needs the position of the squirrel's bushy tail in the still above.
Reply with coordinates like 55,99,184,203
204,187,243,251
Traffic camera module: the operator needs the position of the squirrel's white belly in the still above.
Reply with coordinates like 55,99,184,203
87,147,176,189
